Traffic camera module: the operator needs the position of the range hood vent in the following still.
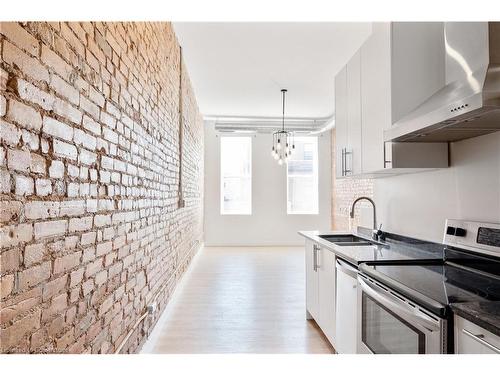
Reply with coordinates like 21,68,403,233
385,22,500,143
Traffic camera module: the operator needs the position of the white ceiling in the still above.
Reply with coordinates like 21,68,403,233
173,22,372,119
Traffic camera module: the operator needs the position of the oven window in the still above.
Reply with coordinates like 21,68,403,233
362,293,426,354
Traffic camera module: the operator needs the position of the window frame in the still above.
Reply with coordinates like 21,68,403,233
220,135,252,215
286,136,319,215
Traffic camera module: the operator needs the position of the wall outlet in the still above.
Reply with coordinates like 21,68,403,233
147,302,157,315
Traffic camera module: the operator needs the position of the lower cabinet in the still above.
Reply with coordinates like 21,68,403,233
455,315,500,354
305,240,319,320
305,240,337,348
318,248,336,345
335,259,358,353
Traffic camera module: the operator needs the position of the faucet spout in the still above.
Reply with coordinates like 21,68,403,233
350,196,378,240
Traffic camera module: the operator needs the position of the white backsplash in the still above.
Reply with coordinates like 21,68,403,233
372,131,500,243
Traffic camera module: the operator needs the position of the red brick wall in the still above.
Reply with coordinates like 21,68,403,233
0,22,204,353
331,129,373,230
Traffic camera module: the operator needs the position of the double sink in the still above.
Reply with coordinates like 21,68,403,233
318,234,375,247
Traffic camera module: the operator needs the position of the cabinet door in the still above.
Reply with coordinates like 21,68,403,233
346,50,362,176
391,22,445,124
318,249,336,345
335,266,358,353
361,23,392,174
334,67,348,179
455,316,500,354
305,240,319,320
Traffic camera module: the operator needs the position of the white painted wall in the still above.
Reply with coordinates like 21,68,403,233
373,132,500,242
204,121,332,246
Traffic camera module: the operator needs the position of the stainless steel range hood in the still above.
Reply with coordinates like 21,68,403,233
385,22,500,142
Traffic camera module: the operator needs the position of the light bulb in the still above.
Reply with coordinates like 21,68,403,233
276,143,281,150
271,149,275,157
273,153,279,160
285,147,289,153
278,158,283,165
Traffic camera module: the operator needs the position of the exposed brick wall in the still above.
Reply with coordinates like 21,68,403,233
331,129,373,230
0,22,204,353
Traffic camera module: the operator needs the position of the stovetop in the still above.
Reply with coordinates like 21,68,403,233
359,246,500,318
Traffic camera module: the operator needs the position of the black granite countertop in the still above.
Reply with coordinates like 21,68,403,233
451,301,500,337
298,229,444,265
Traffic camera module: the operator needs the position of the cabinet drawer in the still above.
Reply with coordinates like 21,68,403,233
455,315,500,354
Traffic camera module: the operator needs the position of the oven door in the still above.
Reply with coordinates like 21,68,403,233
357,274,446,354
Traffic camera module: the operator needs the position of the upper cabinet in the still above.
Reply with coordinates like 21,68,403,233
335,50,362,178
346,50,362,176
360,23,391,174
334,22,449,178
335,67,348,179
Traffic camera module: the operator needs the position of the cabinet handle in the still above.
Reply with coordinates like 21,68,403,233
313,245,320,272
383,142,392,168
462,329,500,353
341,148,345,176
344,149,352,175
312,244,316,271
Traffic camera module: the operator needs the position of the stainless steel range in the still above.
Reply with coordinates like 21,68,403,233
357,219,500,354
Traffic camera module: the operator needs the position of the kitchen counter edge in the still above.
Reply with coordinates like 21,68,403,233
298,230,366,265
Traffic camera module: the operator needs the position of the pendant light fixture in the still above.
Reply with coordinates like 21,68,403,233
271,89,295,165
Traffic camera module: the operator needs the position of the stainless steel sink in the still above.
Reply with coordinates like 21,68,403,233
334,241,373,246
318,234,374,246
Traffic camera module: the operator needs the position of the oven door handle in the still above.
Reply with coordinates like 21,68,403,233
358,276,441,333
336,258,358,279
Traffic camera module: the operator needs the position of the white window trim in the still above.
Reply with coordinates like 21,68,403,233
286,136,319,215
220,136,252,215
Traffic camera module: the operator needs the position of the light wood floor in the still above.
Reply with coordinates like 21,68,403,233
142,246,334,354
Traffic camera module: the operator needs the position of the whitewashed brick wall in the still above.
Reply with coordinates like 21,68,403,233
0,22,204,353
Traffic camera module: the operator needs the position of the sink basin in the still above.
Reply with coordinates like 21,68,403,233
318,234,374,246
334,241,373,246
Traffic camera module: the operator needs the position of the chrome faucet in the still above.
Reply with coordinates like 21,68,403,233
349,196,381,241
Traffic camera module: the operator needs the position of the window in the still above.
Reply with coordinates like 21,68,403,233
220,136,252,215
287,136,319,214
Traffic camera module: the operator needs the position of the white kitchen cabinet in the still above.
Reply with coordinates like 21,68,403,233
305,239,319,321
360,23,391,174
335,259,358,353
305,240,337,348
318,248,336,345
346,50,362,176
335,50,362,177
334,22,448,178
455,315,500,354
334,67,348,179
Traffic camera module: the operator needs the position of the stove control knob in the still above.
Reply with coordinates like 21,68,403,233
446,226,456,235
455,227,467,237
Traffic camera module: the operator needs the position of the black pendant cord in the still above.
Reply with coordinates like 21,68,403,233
272,89,290,163
281,89,286,132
